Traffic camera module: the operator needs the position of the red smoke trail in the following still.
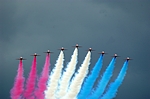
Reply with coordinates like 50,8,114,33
10,60,25,99
34,54,50,99
24,57,37,99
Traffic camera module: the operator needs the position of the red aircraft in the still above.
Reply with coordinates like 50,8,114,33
58,47,67,51
99,51,107,55
16,57,26,60
125,57,132,61
44,50,53,54
72,44,82,48
30,53,40,56
112,54,119,58
88,48,94,52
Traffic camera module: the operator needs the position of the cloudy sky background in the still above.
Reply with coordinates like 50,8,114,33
1,0,150,99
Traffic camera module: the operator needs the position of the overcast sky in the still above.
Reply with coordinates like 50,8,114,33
1,0,150,99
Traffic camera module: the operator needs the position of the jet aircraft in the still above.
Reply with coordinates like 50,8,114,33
58,47,67,51
31,53,40,56
125,57,132,61
88,48,94,52
16,57,26,60
72,44,82,48
99,51,107,55
112,54,119,58
44,50,53,54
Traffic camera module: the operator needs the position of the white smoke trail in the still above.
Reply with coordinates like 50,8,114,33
45,51,64,99
56,48,78,98
62,51,91,99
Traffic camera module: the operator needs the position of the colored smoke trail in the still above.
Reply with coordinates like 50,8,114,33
34,54,50,99
57,48,78,98
10,46,130,99
62,51,91,99
88,57,116,99
24,57,37,99
45,51,64,99
10,60,25,99
78,54,104,99
100,61,128,99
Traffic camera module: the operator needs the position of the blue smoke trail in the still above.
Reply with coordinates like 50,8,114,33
77,54,104,99
100,61,128,99
87,57,116,99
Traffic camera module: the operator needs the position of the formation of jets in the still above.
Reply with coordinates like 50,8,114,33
16,44,132,61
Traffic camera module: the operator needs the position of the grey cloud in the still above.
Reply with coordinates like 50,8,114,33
1,1,150,99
